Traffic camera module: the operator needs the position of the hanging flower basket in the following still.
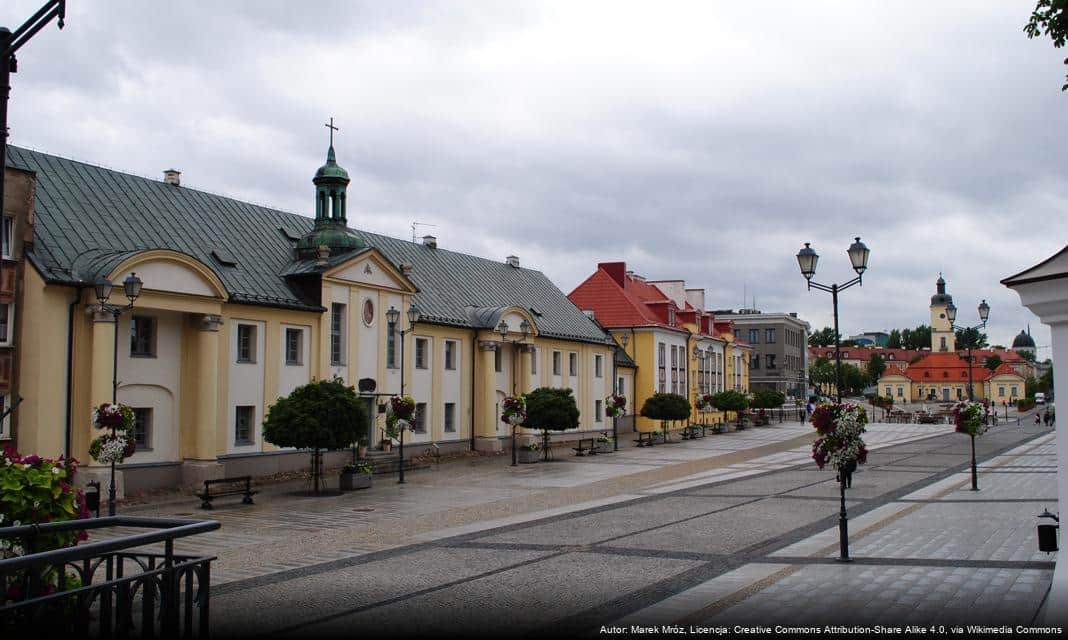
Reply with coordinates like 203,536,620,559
92,403,134,431
89,433,136,465
501,395,527,427
604,394,627,418
386,396,416,439
810,403,868,473
953,401,989,437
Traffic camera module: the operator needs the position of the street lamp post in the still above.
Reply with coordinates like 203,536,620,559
497,318,530,466
613,334,629,452
947,299,990,492
93,272,144,517
693,346,705,429
386,303,420,484
796,237,870,563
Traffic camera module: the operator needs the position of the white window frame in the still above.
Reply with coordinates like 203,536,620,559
235,405,255,446
0,394,9,439
444,402,456,432
594,354,603,378
569,352,578,377
331,303,346,366
415,338,429,369
444,340,457,370
237,324,257,364
284,327,303,366
132,407,153,450
0,302,12,347
1,217,12,260
552,351,561,376
595,399,603,422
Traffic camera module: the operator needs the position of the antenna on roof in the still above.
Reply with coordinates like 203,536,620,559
412,221,436,243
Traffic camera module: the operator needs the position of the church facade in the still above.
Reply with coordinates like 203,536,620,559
7,143,615,494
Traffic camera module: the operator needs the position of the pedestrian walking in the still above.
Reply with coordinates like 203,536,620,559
805,396,816,423
1044,411,1050,426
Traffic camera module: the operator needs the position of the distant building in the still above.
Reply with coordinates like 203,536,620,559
0,164,34,445
847,331,889,347
714,309,810,399
1012,328,1036,359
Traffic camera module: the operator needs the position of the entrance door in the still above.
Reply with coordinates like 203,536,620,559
942,388,950,401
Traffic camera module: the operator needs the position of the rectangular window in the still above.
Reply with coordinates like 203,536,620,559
444,403,456,432
748,329,759,344
670,346,678,393
766,354,776,369
569,353,577,377
595,354,603,378
444,340,456,370
998,386,1005,398
617,376,624,395
0,303,10,346
235,406,254,446
553,351,561,376
595,400,603,422
331,303,346,366
531,348,537,375
237,324,256,363
285,328,303,366
751,355,760,370
415,338,428,369
765,328,776,344
1,217,12,259
130,316,156,357
1011,386,1018,397
415,402,427,433
658,343,666,392
885,386,892,396
495,347,502,373
386,321,397,369
132,408,152,449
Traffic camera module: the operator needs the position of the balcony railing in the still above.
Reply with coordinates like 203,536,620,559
1,515,220,638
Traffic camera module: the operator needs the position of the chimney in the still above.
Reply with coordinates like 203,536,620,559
163,169,181,186
506,255,520,268
422,235,437,249
599,262,626,286
401,263,414,276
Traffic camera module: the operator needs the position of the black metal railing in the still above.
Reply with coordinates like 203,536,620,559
0,515,220,638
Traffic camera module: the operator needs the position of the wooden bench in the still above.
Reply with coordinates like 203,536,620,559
572,437,597,456
633,432,656,447
197,476,258,510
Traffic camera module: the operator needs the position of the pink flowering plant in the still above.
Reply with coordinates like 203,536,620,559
695,394,714,411
604,394,627,418
501,395,527,426
1,446,90,604
953,401,989,437
810,403,869,472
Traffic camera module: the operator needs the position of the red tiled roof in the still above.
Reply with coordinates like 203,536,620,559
568,263,681,331
902,353,1024,383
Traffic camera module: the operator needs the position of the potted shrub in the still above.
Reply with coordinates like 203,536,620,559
522,387,580,461
517,441,541,463
339,461,374,491
640,393,691,443
263,377,369,495
595,433,613,453
751,389,786,426
713,390,749,430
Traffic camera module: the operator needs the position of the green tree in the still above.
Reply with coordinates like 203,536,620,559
955,327,988,350
1024,0,1068,90
712,390,749,428
866,352,887,382
842,365,870,396
262,377,368,494
808,327,837,347
1020,349,1038,363
640,392,691,441
1026,376,1041,398
523,387,580,461
887,329,903,349
984,355,1004,371
904,325,932,350
809,356,836,396
751,389,786,409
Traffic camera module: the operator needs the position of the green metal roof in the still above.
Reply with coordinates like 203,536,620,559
8,146,611,343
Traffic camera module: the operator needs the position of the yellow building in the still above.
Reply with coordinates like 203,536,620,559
569,263,750,432
7,143,616,493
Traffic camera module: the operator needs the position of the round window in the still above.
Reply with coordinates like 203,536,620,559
939,313,945,319
362,299,375,326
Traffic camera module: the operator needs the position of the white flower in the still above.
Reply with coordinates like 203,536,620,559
32,501,40,509
52,467,62,474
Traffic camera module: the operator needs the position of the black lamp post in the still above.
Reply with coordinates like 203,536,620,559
614,333,628,451
1,2,65,277
797,237,870,563
93,271,144,516
693,346,705,429
497,318,530,466
947,298,990,492
386,302,420,484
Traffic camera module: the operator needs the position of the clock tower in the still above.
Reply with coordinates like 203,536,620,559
930,275,955,352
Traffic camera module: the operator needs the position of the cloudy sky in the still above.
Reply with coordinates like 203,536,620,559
5,1,1066,352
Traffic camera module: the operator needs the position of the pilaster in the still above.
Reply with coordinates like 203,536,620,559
192,314,223,461
474,340,501,452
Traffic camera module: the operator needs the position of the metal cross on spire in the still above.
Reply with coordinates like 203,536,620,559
325,117,338,147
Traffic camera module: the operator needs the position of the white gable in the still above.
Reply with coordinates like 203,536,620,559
330,255,407,289
116,260,219,298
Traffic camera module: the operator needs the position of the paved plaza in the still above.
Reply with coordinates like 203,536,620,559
107,415,1057,637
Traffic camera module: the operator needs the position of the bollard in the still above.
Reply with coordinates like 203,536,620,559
85,480,101,518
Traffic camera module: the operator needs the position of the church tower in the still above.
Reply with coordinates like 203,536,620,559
295,118,365,260
930,274,955,352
